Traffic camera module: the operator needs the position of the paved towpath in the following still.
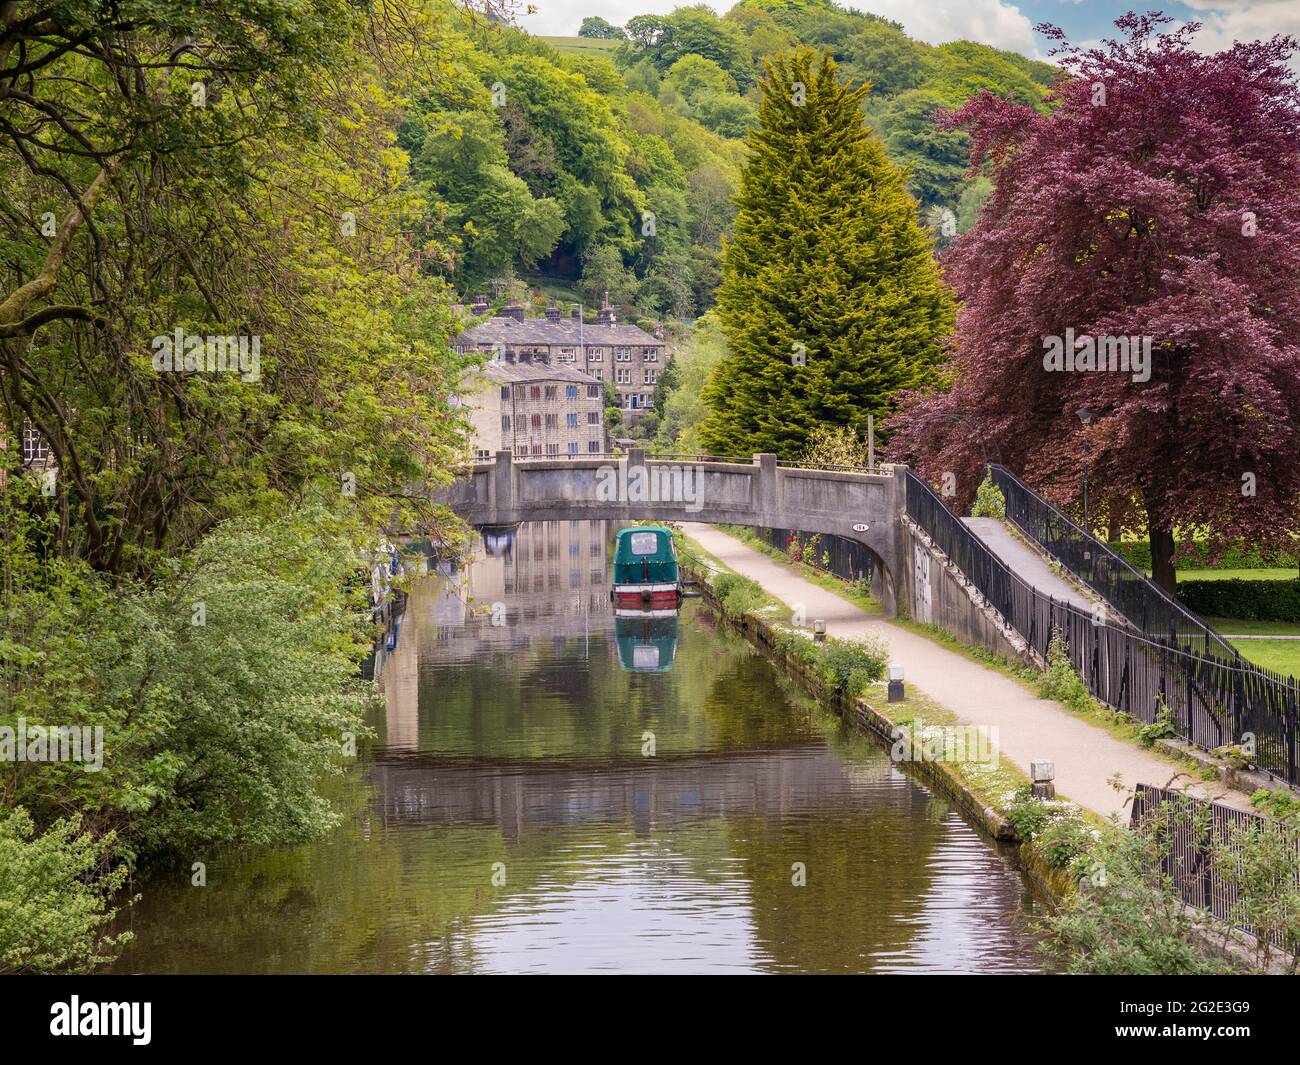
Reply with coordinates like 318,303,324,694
681,524,1252,819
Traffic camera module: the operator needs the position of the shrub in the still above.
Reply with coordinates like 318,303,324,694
1136,700,1176,748
711,572,770,621
1176,578,1300,623
1036,627,1095,713
1006,785,1050,842
1038,814,1093,869
815,635,889,697
0,809,132,974
971,472,1006,518
1251,788,1300,823
1110,540,1297,572
1039,805,1237,974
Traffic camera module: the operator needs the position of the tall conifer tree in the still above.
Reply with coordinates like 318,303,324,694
700,48,954,457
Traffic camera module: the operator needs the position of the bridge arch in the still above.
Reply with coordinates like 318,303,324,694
441,450,908,615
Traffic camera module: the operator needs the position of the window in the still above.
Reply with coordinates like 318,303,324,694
531,414,542,429
591,368,602,381
616,368,630,384
629,531,659,555
475,449,491,461
545,385,557,400
546,443,559,456
643,369,656,385
644,348,659,362
587,411,600,424
588,439,601,453
545,413,557,429
558,348,574,361
587,384,600,398
531,443,542,455
22,423,49,464
515,445,528,456
586,347,603,361
500,386,510,400
566,413,578,428
501,415,511,431
567,441,579,455
530,386,541,400
565,385,578,399
615,347,631,361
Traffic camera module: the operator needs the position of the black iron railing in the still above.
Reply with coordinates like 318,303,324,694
1131,784,1299,951
987,464,1235,658
755,528,875,585
905,470,1300,786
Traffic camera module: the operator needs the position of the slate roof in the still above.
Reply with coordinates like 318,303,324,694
456,316,663,348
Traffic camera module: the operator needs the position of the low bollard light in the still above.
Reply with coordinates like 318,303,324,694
813,619,827,643
1031,760,1056,799
887,663,904,703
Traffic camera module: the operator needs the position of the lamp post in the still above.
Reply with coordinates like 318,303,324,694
1076,406,1093,537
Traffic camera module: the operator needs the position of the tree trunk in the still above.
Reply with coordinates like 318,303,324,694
1149,523,1177,594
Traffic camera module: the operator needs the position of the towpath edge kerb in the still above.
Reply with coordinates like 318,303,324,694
680,554,1077,908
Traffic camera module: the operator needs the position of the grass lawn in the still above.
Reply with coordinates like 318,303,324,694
1198,618,1300,676
1175,567,1298,582
538,36,621,55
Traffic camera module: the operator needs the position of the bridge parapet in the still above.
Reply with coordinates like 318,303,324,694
440,450,909,615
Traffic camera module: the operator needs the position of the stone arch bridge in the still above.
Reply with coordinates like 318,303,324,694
440,450,909,615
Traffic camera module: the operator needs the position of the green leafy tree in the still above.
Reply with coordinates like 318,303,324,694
579,16,625,40
700,49,954,456
578,243,639,305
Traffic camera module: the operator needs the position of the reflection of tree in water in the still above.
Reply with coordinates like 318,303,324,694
723,806,952,974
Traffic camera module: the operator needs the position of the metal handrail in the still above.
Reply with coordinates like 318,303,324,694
986,464,1236,658
905,469,1298,784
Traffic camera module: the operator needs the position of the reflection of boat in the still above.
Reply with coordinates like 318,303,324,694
611,526,682,608
615,609,679,673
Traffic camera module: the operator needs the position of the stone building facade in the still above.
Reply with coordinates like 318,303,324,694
454,297,668,422
464,357,606,460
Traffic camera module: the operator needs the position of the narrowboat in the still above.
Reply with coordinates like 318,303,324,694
611,526,682,608
614,609,680,673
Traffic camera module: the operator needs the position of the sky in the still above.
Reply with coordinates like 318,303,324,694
515,0,1300,63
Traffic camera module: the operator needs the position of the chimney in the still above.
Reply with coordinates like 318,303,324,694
596,289,615,326
502,303,525,322
570,304,581,320
653,320,665,340
470,295,489,315
545,304,561,322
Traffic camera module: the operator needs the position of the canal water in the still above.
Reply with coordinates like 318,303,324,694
110,520,1046,974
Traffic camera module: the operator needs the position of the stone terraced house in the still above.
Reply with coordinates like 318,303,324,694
454,295,668,424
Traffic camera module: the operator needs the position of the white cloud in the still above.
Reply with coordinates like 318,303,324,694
519,0,1037,54
1179,0,1300,54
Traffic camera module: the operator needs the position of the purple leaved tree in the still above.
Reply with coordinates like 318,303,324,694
889,13,1300,591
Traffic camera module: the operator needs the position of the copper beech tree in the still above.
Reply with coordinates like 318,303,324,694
889,14,1300,591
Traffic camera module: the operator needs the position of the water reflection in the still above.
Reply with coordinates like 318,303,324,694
614,610,679,672
110,520,1044,974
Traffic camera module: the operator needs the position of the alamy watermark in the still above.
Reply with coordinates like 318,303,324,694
595,463,704,513
1042,328,1151,383
1,718,103,771
151,327,260,382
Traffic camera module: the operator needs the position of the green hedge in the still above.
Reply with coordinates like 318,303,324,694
1109,540,1296,571
1176,579,1300,623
